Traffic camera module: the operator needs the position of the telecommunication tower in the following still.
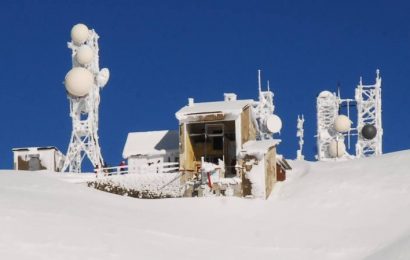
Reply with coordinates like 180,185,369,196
296,114,305,160
355,70,382,157
254,70,282,139
62,24,110,173
316,91,340,160
315,70,382,161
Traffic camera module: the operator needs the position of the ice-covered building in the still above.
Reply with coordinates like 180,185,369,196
12,146,65,172
176,94,283,199
123,130,179,174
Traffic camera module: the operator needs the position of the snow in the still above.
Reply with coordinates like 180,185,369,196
1,150,410,259
241,139,281,159
244,158,265,198
122,130,179,158
175,99,253,120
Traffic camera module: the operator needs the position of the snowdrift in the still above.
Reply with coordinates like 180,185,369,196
0,150,409,259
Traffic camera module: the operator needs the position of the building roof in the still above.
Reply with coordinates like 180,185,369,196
12,146,60,152
277,154,292,170
241,139,281,155
175,99,254,120
123,130,179,159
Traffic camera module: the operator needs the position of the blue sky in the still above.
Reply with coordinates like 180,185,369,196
0,0,409,169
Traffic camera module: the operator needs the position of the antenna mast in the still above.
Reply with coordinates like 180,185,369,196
296,114,305,160
355,70,382,157
62,24,110,173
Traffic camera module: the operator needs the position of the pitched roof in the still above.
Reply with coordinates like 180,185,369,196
122,130,179,158
175,99,254,120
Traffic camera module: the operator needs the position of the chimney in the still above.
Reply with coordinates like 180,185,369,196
224,93,237,102
188,98,194,107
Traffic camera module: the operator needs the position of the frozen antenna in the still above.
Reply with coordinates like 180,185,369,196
62,24,110,173
296,114,305,160
355,70,382,157
253,70,282,140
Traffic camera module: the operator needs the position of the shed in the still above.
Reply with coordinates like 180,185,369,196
123,130,179,174
239,139,281,199
12,146,65,172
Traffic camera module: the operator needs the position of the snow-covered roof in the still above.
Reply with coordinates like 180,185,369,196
123,130,179,159
12,146,60,152
240,139,281,159
175,99,254,120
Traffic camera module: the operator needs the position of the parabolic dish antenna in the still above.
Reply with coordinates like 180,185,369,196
266,114,282,133
65,67,94,97
96,68,110,87
334,114,351,133
328,139,346,158
71,24,89,45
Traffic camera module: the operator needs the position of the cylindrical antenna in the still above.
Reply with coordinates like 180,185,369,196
258,69,262,93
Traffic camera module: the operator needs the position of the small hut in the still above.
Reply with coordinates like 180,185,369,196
12,146,65,172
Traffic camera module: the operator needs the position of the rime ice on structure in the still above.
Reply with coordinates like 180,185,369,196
316,70,383,161
296,114,305,160
253,70,281,140
62,24,110,173
355,70,383,157
316,91,340,160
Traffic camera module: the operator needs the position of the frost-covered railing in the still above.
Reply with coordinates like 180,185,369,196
91,162,183,198
95,162,179,176
95,165,129,176
129,162,179,175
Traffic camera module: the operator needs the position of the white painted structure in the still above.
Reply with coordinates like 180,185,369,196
316,91,340,160
62,24,110,173
355,70,383,157
296,114,305,160
316,70,383,161
13,147,65,172
123,130,179,174
253,70,281,140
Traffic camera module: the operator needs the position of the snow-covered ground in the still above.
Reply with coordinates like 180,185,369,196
1,150,410,260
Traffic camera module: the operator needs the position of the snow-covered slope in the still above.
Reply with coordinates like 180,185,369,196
0,151,409,260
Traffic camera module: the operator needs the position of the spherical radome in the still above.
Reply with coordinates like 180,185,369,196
76,45,94,65
334,115,351,133
266,114,282,133
65,67,94,97
71,24,89,45
318,90,334,98
328,139,346,158
361,124,377,140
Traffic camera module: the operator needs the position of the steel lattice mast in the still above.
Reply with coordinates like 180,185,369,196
62,24,109,173
316,91,340,160
355,70,382,157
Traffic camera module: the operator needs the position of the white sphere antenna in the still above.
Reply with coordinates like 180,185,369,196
334,114,351,133
328,139,346,158
76,45,94,65
266,114,282,133
71,24,90,45
65,67,94,97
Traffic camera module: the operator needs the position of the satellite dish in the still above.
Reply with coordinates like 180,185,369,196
334,115,351,133
266,114,282,133
76,45,94,65
97,68,110,87
328,139,346,158
65,67,94,97
71,24,89,45
361,124,377,140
